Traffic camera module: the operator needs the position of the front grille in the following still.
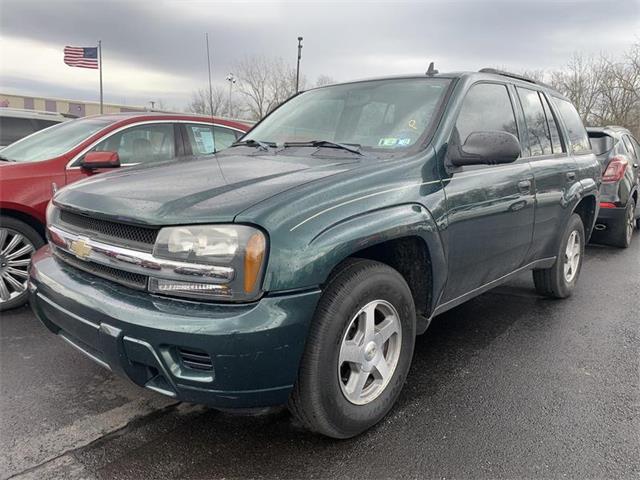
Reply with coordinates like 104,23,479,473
54,249,148,291
58,210,159,251
177,348,214,371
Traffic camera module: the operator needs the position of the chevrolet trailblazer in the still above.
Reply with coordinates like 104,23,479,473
29,69,600,438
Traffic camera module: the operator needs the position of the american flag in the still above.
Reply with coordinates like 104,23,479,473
63,46,99,69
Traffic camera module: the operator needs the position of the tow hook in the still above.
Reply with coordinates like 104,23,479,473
594,224,607,231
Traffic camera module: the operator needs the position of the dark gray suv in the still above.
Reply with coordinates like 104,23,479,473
588,126,640,248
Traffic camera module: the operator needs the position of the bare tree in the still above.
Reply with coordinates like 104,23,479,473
545,44,640,137
234,55,305,120
187,87,227,116
316,75,336,87
520,70,547,84
549,53,607,125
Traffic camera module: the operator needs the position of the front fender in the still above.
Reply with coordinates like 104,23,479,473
262,203,447,302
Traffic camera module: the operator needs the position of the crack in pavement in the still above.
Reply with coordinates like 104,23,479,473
2,397,179,480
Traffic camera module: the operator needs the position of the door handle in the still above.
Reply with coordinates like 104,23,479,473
566,172,576,182
517,180,531,193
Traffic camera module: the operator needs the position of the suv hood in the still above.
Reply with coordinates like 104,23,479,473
54,154,358,225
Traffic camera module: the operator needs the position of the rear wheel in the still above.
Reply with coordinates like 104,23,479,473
533,213,585,299
0,216,44,311
288,259,416,438
608,199,636,248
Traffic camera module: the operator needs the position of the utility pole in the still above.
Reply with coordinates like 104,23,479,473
204,32,217,151
205,33,214,117
226,73,236,118
296,36,303,93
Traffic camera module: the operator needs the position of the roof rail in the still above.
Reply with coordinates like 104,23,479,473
478,68,540,85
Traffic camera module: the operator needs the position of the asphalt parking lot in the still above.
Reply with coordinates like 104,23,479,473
1,238,638,480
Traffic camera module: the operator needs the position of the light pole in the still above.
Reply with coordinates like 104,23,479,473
225,73,236,118
296,36,303,93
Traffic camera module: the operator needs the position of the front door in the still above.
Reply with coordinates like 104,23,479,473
66,122,179,184
441,82,535,302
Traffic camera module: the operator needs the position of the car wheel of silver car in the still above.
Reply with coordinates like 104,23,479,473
533,213,585,299
289,258,416,438
0,216,44,311
610,199,636,249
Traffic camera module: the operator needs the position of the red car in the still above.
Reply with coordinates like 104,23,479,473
0,112,249,310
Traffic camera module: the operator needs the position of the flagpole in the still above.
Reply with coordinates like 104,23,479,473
98,40,103,114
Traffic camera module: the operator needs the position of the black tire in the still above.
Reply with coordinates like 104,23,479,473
607,199,636,249
0,216,44,311
533,213,585,299
288,258,416,438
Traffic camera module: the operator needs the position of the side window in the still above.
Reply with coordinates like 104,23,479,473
213,126,239,151
91,123,176,165
0,117,35,145
540,93,564,154
551,98,591,154
631,137,640,161
622,135,638,161
455,83,518,145
184,124,238,154
516,87,552,157
34,119,60,131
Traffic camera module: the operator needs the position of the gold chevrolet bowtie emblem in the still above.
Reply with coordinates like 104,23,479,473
69,238,92,261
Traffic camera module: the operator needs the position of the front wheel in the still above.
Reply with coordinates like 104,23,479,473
532,213,585,299
288,259,416,438
0,216,44,311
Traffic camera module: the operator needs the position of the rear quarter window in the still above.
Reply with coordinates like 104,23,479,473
552,98,591,154
587,132,614,156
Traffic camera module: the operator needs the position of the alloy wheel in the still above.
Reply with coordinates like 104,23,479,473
563,230,581,283
0,228,35,304
338,300,402,405
625,203,635,244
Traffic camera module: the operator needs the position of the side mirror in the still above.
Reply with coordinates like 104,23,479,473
449,131,521,167
80,151,120,170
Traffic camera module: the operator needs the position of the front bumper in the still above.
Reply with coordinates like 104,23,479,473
29,246,320,408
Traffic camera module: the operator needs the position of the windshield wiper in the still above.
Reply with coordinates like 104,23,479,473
230,139,277,151
0,154,13,162
283,140,363,155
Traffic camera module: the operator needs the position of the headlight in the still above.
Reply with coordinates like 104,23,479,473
150,225,267,301
46,202,57,227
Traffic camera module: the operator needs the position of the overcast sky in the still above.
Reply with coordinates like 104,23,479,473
1,0,638,110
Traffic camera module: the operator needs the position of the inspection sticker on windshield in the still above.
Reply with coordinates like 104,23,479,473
378,137,398,147
378,137,411,147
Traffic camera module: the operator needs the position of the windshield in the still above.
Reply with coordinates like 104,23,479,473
244,78,451,152
1,117,115,162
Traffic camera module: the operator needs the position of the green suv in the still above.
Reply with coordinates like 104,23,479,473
30,70,600,438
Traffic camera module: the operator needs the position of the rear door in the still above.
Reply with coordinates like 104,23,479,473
182,123,242,155
621,134,640,199
515,88,577,261
441,82,535,302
